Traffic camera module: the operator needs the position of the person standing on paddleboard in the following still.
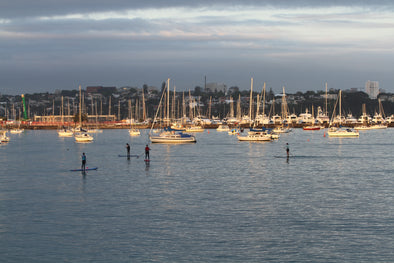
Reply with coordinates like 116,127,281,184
145,145,150,160
81,152,87,170
286,143,289,157
126,143,130,156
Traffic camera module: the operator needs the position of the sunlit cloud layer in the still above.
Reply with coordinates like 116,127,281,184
1,1,394,94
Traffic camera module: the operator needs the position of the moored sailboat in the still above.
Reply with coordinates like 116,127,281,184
149,79,196,144
327,90,359,138
74,85,93,143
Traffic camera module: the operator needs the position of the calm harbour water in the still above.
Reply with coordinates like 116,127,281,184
0,128,393,262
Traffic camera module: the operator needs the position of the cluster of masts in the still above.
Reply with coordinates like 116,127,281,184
156,80,393,129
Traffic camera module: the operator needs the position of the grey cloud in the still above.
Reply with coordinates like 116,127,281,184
2,0,394,19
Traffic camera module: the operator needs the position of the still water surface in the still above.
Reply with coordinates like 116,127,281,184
0,129,393,262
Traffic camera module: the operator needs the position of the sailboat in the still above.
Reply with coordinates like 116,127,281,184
327,90,359,137
273,86,292,133
128,98,141,136
254,83,270,126
57,96,73,137
9,104,24,134
303,105,322,130
74,85,94,142
369,99,388,129
149,79,196,143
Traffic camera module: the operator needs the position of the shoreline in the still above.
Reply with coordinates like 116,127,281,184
3,122,394,130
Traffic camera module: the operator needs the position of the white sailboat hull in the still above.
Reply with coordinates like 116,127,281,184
237,133,272,141
149,132,196,143
58,130,74,137
129,129,141,136
74,133,94,142
10,129,24,134
327,128,359,137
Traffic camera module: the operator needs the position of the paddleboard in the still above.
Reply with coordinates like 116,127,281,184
273,156,292,159
118,154,139,158
70,167,98,172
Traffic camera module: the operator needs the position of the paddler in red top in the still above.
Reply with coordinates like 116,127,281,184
145,145,151,160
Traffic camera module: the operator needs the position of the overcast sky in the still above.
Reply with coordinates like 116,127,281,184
1,0,394,95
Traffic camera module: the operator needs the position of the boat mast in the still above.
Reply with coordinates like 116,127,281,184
249,78,253,121
61,96,64,124
108,96,111,116
339,90,342,125
172,85,176,120
208,96,212,119
67,98,70,117
182,92,186,119
118,100,120,121
237,95,241,120
281,86,287,121
188,90,192,121
255,94,260,118
79,85,82,126
325,82,328,116
128,99,132,127
262,83,266,117
91,95,94,117
167,78,170,126
230,96,234,118
142,89,146,121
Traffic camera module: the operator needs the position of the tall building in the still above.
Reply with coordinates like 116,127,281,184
365,80,379,99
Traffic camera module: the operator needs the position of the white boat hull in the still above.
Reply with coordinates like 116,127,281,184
149,132,196,143
327,128,359,137
75,133,94,142
237,134,272,141
58,130,74,137
10,129,24,134
185,127,204,132
129,129,141,136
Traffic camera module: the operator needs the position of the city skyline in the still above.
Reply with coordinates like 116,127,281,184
1,1,394,95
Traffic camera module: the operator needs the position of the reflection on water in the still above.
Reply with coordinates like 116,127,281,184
0,129,393,262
